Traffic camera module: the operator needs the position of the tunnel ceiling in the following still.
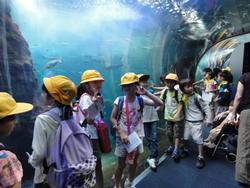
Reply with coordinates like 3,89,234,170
10,0,250,79
39,0,250,77
44,0,250,45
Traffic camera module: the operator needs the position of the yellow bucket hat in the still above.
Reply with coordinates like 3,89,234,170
80,70,104,84
165,73,179,82
120,72,139,85
0,92,33,119
222,66,232,73
137,74,150,81
43,75,77,105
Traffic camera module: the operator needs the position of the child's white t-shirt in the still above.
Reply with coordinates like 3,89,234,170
141,95,159,123
114,96,146,137
77,94,101,139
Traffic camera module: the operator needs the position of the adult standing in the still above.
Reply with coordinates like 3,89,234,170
227,72,250,186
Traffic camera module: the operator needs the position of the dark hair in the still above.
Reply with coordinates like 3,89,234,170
0,115,16,124
42,84,72,120
76,84,87,100
179,78,193,92
219,70,232,83
42,84,52,97
139,75,150,82
213,68,222,78
203,67,212,73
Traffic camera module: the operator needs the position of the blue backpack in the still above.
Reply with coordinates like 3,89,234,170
44,108,97,188
111,96,144,138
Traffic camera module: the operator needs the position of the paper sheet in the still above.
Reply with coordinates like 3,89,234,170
124,131,142,153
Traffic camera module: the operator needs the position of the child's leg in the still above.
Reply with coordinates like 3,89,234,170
166,121,174,146
149,121,158,159
191,123,206,168
198,144,203,157
128,153,140,183
174,121,184,149
115,157,126,187
92,139,104,188
183,121,191,151
144,122,152,156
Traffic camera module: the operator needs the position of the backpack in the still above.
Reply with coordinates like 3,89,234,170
193,94,206,117
162,89,179,112
182,93,206,118
218,83,231,106
162,89,179,104
117,96,144,119
111,96,144,138
44,108,97,188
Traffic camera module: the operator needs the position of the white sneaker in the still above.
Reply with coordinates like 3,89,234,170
147,158,156,169
124,178,136,188
203,142,216,148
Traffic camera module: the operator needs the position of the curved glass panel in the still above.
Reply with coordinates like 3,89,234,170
196,33,250,82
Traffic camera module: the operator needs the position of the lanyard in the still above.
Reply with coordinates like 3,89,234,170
125,96,131,134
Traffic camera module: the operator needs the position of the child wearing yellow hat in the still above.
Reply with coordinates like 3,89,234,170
160,73,184,162
28,75,77,187
110,72,163,188
0,92,33,188
75,70,105,188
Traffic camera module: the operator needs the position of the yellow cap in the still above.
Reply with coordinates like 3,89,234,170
222,67,232,73
137,74,150,81
0,92,33,119
80,70,104,84
165,73,179,82
43,75,77,105
120,72,139,85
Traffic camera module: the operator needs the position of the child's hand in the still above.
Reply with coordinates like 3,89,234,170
136,86,147,95
92,88,101,102
172,114,180,122
120,132,129,144
214,112,225,121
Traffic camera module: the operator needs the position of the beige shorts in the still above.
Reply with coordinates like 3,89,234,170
184,121,203,145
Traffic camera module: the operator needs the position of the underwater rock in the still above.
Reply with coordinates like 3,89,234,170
0,0,38,179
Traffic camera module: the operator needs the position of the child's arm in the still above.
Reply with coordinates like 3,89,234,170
198,96,212,123
138,87,163,106
110,104,119,129
151,86,166,91
172,103,183,122
110,104,129,144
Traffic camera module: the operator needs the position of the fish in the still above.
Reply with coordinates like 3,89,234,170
45,58,62,69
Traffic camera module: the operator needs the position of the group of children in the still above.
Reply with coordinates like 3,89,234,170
0,67,237,188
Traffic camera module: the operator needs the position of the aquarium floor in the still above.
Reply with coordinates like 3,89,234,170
135,146,240,188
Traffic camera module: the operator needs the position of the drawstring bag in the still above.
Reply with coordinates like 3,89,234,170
94,120,112,153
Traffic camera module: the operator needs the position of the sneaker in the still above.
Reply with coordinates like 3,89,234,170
124,178,136,188
203,142,216,149
203,138,210,142
196,157,205,169
171,150,180,162
179,148,189,158
147,158,156,169
165,146,174,155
